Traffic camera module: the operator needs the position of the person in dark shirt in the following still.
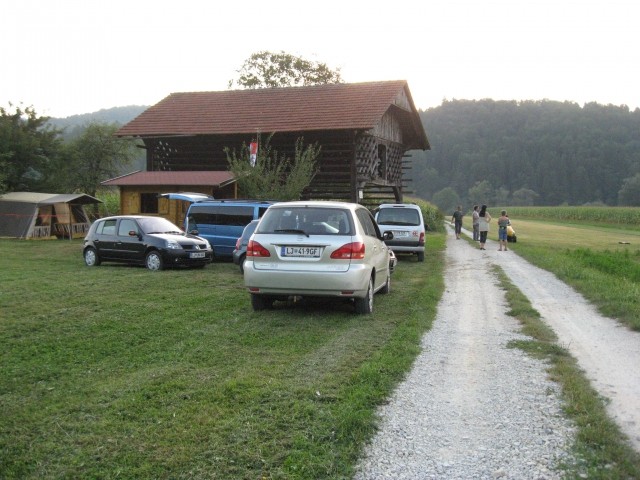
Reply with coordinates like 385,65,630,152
451,205,463,239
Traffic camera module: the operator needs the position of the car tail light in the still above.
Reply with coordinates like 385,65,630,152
247,240,270,257
419,232,425,246
330,242,365,259
235,237,241,249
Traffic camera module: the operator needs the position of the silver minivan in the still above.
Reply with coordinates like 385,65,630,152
244,201,393,314
374,203,425,262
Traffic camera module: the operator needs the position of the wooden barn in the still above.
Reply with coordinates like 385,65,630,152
114,80,429,207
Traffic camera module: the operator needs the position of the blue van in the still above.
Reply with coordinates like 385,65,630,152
184,200,274,258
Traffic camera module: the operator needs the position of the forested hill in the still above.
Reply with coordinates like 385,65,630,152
409,99,640,207
48,105,148,140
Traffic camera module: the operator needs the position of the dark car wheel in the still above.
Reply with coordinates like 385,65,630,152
145,251,164,271
84,247,101,266
380,271,391,294
238,254,246,274
251,294,273,311
354,277,374,314
417,251,425,262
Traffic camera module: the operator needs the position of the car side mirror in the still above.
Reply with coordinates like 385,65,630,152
129,230,142,240
383,231,394,241
189,229,199,235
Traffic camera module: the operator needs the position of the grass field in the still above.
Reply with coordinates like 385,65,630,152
2,209,640,478
493,217,640,251
0,236,445,479
464,213,640,331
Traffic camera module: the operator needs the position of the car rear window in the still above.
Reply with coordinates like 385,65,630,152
376,208,421,226
258,207,352,235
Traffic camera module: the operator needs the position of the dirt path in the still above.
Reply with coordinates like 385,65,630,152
467,227,640,452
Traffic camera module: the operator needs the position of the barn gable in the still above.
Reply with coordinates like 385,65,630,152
115,80,429,204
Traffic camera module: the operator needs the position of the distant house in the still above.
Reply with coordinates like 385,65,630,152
112,80,429,211
0,192,101,239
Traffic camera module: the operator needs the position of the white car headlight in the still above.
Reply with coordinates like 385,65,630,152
166,240,181,249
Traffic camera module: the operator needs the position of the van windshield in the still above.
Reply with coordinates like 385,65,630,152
376,208,421,226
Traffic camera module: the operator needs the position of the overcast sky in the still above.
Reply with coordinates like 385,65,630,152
3,0,639,118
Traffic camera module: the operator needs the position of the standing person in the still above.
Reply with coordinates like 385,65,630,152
472,205,480,241
478,204,491,250
497,210,511,251
451,205,463,239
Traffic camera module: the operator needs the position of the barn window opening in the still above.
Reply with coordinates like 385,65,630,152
140,193,159,214
378,144,387,179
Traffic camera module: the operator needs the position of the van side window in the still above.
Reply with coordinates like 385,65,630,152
216,206,254,226
188,206,217,225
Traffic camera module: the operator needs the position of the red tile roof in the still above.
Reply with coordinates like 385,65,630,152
116,81,428,148
101,171,235,187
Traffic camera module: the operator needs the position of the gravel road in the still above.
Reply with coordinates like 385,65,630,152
354,227,640,479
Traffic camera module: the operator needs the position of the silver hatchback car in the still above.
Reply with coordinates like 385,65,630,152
244,201,393,314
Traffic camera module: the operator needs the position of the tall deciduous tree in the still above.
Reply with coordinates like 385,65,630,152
60,123,137,197
618,173,640,206
225,134,319,200
468,180,494,207
0,103,63,193
431,187,461,213
228,51,342,89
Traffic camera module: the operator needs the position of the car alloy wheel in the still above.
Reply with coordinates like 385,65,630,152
145,251,164,271
84,247,100,266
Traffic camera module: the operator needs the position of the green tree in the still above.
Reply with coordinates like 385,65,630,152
468,180,494,206
618,173,640,206
431,187,461,213
0,103,63,193
512,187,539,206
494,186,510,206
228,51,342,89
225,134,319,200
58,122,137,197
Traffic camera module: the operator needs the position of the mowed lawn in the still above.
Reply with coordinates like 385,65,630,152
493,218,640,251
0,236,445,479
3,212,640,479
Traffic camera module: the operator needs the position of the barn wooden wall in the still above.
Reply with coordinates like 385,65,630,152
142,123,410,204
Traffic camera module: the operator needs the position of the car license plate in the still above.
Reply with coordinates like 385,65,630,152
394,231,410,237
281,246,321,257
190,252,206,259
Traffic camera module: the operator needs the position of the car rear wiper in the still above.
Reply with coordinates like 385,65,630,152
274,229,309,237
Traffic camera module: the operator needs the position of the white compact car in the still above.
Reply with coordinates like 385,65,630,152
244,201,394,314
374,203,426,262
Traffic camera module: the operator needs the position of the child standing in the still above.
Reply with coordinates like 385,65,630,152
497,210,511,251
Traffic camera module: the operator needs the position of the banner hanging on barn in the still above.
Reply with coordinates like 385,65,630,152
249,141,258,167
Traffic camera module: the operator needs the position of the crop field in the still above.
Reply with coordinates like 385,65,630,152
490,205,640,227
